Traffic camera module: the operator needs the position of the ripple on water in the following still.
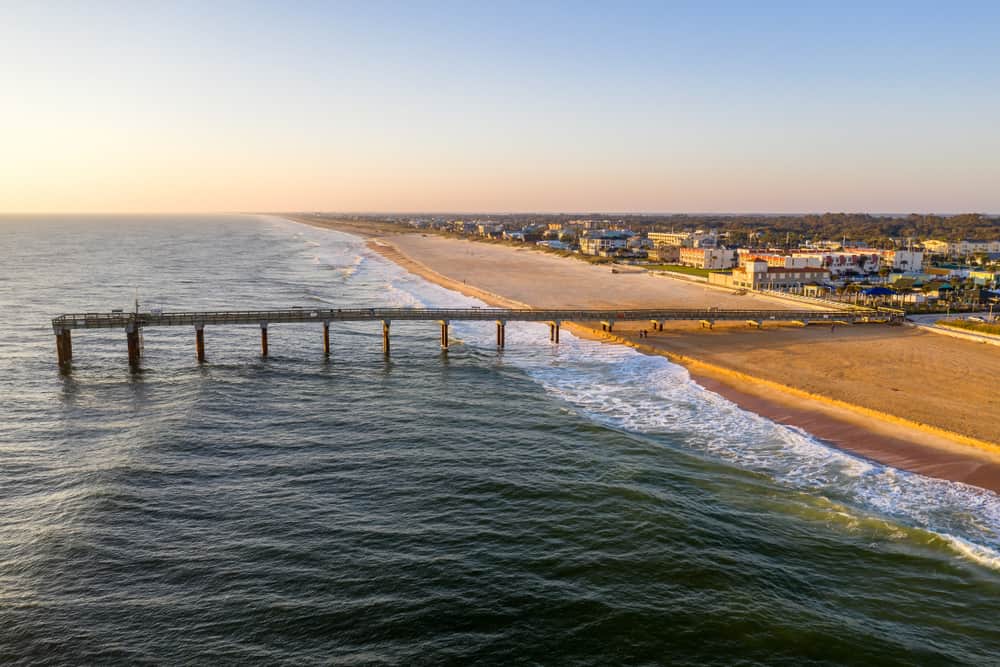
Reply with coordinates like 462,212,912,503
0,215,998,664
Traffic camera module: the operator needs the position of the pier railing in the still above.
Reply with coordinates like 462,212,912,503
50,306,899,368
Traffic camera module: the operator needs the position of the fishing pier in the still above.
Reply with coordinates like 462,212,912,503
51,306,898,368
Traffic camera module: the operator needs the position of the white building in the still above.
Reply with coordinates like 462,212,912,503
878,249,924,272
924,240,1000,256
648,231,717,249
679,247,738,270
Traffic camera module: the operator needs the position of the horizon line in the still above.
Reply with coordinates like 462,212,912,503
0,210,998,218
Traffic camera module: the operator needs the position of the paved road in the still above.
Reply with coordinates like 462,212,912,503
906,311,995,325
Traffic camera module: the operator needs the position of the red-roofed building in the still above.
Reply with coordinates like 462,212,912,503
709,260,831,291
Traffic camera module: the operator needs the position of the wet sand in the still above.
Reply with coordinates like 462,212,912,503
289,217,1000,492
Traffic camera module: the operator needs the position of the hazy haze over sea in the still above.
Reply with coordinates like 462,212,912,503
1,215,998,664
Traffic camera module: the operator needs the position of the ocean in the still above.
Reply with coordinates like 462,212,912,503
1,214,998,665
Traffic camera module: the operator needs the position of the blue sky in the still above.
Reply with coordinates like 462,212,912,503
2,1,998,212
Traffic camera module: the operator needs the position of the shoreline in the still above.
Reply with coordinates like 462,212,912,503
287,216,1000,494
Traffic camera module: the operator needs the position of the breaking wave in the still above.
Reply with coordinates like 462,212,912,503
280,216,1000,571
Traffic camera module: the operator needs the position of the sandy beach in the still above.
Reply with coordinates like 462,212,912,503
291,217,1000,492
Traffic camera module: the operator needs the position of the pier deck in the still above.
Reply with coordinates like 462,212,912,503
51,306,898,368
52,306,883,330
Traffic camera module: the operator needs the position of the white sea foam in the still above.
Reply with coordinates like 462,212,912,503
274,215,1000,570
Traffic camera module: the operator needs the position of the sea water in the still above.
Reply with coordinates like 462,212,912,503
0,214,998,664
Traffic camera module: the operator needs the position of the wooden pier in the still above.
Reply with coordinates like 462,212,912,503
50,306,898,368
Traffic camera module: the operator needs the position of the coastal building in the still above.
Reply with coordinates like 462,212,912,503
647,231,717,249
679,247,738,270
536,240,571,251
889,272,933,287
737,251,822,270
450,220,477,234
653,245,680,263
579,230,633,256
736,249,880,277
709,260,831,291
923,239,1000,256
927,265,971,279
879,249,924,272
476,222,504,237
970,270,1000,287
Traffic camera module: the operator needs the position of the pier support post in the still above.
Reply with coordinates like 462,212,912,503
323,321,330,356
699,319,714,330
260,322,269,357
439,320,449,350
651,320,663,332
195,324,205,362
548,321,560,344
496,320,506,348
63,328,72,362
126,324,141,368
382,320,391,356
55,328,72,366
601,321,614,332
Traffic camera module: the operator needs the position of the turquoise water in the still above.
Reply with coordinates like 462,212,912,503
1,215,998,665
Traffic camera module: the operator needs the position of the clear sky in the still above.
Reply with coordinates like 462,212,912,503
2,1,998,214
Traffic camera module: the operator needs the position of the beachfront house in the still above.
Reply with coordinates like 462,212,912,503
579,230,633,256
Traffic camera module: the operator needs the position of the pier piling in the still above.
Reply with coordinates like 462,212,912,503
439,320,449,350
496,320,505,348
55,328,72,366
323,321,330,356
260,322,269,357
63,329,72,362
548,321,560,343
382,320,391,356
126,324,141,367
195,324,205,362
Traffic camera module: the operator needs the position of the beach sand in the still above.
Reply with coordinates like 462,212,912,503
291,217,1000,492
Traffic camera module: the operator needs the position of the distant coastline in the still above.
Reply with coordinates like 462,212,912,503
285,215,1000,494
